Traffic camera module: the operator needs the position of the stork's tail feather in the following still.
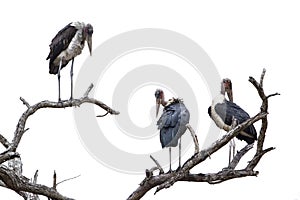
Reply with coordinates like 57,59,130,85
237,124,257,144
240,135,256,144
49,63,59,75
49,60,69,75
46,54,50,61
160,129,179,148
160,126,188,148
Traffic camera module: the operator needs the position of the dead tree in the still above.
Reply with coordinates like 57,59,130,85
0,84,119,200
127,69,279,200
0,70,278,200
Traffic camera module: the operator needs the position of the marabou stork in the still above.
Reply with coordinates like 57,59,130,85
46,22,93,101
155,89,190,171
208,79,257,161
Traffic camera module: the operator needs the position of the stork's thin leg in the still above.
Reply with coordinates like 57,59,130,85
228,138,236,165
232,138,236,158
70,58,74,100
169,147,172,172
57,60,62,102
229,140,232,165
178,137,182,169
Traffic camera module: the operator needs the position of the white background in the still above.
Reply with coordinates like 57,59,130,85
0,0,298,199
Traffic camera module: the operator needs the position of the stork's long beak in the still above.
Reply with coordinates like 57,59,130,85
87,36,92,56
227,88,233,102
156,99,161,117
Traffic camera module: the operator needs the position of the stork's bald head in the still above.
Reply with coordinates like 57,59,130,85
84,23,93,56
222,78,233,102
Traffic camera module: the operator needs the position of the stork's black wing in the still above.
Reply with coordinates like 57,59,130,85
157,102,190,148
215,100,257,144
46,23,77,74
214,101,251,125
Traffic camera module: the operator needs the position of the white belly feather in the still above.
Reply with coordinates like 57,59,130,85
211,94,230,131
55,29,85,64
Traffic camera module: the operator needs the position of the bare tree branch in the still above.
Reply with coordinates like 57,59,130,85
267,92,280,99
96,111,109,118
186,124,199,154
227,143,253,170
259,68,266,87
53,171,57,191
20,97,30,108
180,169,258,184
0,166,73,200
149,155,164,175
0,152,20,165
33,170,39,184
83,83,94,97
127,69,278,200
0,133,10,148
0,84,119,200
28,170,40,200
9,85,119,152
247,72,279,169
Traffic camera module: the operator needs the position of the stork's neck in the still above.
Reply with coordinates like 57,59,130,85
160,95,168,107
215,94,225,103
70,22,87,40
212,91,226,105
71,22,85,29
212,82,226,104
227,89,233,102
220,84,226,96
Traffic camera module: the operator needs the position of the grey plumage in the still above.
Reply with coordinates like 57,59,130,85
157,99,190,148
155,89,190,171
208,100,257,144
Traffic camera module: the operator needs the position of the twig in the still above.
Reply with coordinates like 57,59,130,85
53,171,57,190
23,128,30,134
186,124,199,154
20,97,30,108
145,167,158,179
96,111,109,117
150,155,164,175
267,92,280,99
246,147,275,170
260,68,266,87
0,133,10,148
83,83,94,97
33,170,38,184
28,170,40,200
57,174,81,187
